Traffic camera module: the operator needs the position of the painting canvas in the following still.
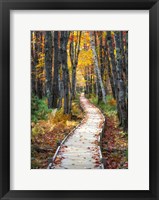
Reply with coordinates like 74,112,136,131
31,31,128,169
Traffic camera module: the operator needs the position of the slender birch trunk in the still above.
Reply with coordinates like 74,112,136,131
70,31,82,99
90,31,106,104
94,32,102,103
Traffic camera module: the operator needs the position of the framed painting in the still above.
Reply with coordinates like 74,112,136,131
0,0,159,199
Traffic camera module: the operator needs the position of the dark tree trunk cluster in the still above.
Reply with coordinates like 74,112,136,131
84,31,128,131
69,31,82,99
106,31,128,131
31,31,72,114
31,31,128,130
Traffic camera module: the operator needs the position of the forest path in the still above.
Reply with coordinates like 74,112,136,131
52,93,105,169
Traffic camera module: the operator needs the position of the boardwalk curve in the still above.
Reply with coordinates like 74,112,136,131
50,94,105,169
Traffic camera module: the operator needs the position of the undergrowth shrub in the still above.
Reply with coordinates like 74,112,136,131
31,94,52,123
90,95,117,116
32,125,45,136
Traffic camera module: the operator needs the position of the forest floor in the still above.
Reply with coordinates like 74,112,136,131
101,115,128,169
52,94,104,169
31,96,84,169
90,95,128,169
31,94,128,169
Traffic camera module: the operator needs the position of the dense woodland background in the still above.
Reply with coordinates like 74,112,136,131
31,31,128,169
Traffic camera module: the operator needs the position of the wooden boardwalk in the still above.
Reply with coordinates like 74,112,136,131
50,94,105,169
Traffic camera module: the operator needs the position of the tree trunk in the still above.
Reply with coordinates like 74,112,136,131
90,31,106,104
70,31,82,99
114,31,127,130
45,31,53,108
99,32,105,82
31,31,36,95
60,31,70,114
52,31,59,108
125,31,128,113
89,66,93,94
106,31,122,123
57,78,63,109
34,32,39,97
104,39,116,99
36,31,43,99
94,32,102,103
124,31,128,131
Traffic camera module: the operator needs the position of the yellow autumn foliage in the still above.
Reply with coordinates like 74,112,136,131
108,98,116,106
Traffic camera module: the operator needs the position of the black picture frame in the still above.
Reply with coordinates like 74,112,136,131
0,0,159,199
